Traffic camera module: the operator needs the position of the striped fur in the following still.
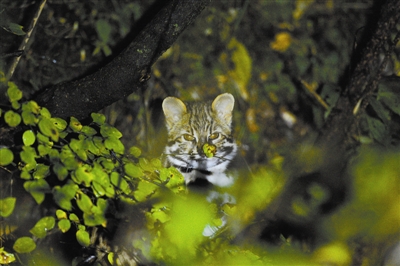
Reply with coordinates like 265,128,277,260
162,93,237,187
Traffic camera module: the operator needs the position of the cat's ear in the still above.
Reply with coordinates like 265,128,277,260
212,93,234,125
162,97,187,129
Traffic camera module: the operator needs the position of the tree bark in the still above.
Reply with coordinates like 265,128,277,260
34,0,211,120
317,0,400,152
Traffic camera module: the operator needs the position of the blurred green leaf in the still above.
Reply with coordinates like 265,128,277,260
13,237,36,253
53,183,79,211
56,209,67,219
30,216,55,238
0,148,14,166
83,198,108,227
0,247,15,264
72,164,93,187
76,229,90,247
51,117,68,131
96,19,111,43
133,180,158,202
22,130,36,146
100,124,122,139
0,197,16,217
69,117,82,132
69,213,80,223
5,22,26,35
104,136,125,154
129,146,142,157
4,110,21,127
58,219,71,233
38,117,59,142
7,82,23,102
110,172,130,194
53,163,69,181
81,125,97,136
23,179,50,204
76,192,93,214
378,89,400,116
91,113,106,125
125,162,143,178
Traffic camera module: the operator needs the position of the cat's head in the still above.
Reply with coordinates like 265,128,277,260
162,93,236,169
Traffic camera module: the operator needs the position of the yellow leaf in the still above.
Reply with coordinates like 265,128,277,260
270,32,292,52
228,38,252,101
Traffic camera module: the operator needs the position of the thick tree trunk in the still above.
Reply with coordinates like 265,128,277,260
317,0,400,152
34,0,211,120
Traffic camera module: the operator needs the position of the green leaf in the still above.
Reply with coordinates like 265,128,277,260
76,192,93,214
60,145,79,170
69,117,82,132
22,130,36,146
21,110,38,126
81,126,97,136
378,91,400,116
7,83,23,102
202,143,216,158
53,163,69,181
20,146,37,169
38,117,59,142
0,148,14,166
51,117,68,131
39,107,51,118
53,183,78,211
83,198,108,227
139,158,157,172
13,237,36,253
100,124,122,139
129,146,141,158
4,110,21,127
98,157,115,171
0,197,16,217
23,179,50,204
6,23,26,35
125,162,143,178
72,164,93,187
29,216,55,238
133,180,158,202
91,113,106,125
95,19,111,42
104,136,125,154
0,247,16,264
36,132,52,145
69,138,88,161
69,213,80,223
22,100,41,114
110,172,130,194
92,164,115,198
58,219,71,233
369,97,390,122
56,209,67,219
76,229,90,247
366,115,386,143
20,169,31,180
33,164,50,179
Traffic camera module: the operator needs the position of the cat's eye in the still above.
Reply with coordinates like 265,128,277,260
209,132,219,140
183,134,195,141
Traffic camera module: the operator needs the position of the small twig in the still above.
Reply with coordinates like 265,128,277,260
300,80,329,111
5,0,47,81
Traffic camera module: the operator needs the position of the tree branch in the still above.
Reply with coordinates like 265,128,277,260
34,0,211,120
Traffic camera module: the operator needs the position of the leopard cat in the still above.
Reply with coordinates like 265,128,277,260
162,93,237,187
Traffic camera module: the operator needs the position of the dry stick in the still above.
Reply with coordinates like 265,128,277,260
5,0,47,81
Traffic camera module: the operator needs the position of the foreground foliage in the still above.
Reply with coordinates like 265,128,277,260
0,82,399,265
